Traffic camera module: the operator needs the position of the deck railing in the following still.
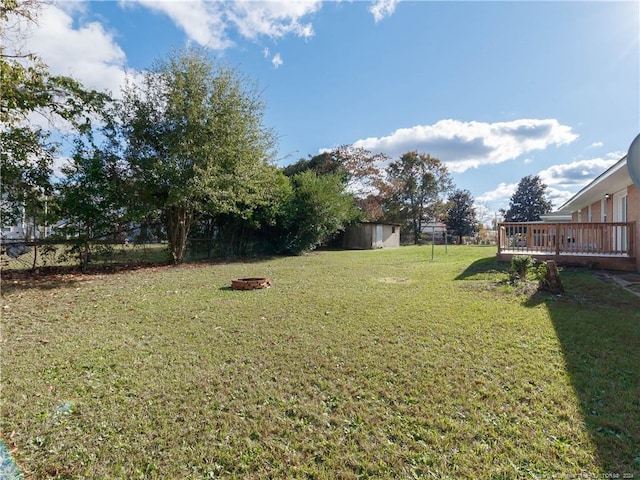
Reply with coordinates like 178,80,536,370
498,222,635,257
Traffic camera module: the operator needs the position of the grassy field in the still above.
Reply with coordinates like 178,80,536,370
1,246,639,479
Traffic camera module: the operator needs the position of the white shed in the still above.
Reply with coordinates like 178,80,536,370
341,223,400,249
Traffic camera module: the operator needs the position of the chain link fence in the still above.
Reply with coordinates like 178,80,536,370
0,240,171,273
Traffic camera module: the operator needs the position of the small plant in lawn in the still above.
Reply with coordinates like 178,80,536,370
510,254,533,280
509,255,548,284
532,260,548,284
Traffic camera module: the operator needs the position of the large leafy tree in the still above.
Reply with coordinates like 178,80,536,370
283,151,346,179
383,151,453,244
1,0,109,228
277,171,360,254
446,189,479,244
55,117,131,270
121,48,276,263
283,145,387,221
193,166,294,258
334,145,388,221
502,175,553,222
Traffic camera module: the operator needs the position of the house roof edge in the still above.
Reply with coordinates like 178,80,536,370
555,155,629,213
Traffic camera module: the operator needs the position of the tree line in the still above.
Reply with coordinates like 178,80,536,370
2,3,552,269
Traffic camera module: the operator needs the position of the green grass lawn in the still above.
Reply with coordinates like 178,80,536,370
1,246,639,479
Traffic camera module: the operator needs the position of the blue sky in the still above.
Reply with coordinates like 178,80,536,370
12,0,640,222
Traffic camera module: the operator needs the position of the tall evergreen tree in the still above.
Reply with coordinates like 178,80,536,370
446,189,479,244
502,175,553,222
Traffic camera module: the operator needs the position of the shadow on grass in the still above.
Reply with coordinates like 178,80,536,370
0,268,83,293
0,262,175,294
455,255,509,280
0,255,279,294
525,271,640,475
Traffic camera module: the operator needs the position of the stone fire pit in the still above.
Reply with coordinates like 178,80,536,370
231,277,272,290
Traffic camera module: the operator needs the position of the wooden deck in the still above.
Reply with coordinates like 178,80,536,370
497,222,637,271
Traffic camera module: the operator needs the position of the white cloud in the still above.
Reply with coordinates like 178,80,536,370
479,152,622,211
263,47,283,68
545,186,575,210
271,53,283,68
589,141,604,148
122,0,321,50
536,152,623,208
370,0,399,23
123,0,233,49
476,182,518,205
352,119,579,173
9,2,132,97
477,180,572,212
51,155,73,182
227,1,319,40
10,1,320,96
537,155,620,190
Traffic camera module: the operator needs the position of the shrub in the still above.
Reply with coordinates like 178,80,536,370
509,255,549,288
510,255,535,280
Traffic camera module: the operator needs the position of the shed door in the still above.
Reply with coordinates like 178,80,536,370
375,225,383,248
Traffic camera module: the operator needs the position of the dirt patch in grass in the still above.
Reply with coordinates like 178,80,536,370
376,277,411,284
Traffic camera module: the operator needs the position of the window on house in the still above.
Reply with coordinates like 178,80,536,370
392,226,396,233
